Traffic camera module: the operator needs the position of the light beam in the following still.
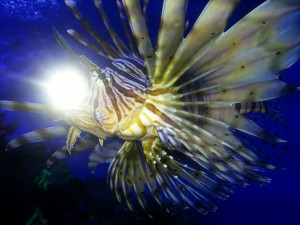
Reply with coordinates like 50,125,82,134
45,67,88,111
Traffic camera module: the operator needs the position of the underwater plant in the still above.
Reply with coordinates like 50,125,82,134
0,0,300,217
34,169,52,191
25,208,48,225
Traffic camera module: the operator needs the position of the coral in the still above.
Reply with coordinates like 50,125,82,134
34,169,51,191
34,161,79,191
25,208,47,225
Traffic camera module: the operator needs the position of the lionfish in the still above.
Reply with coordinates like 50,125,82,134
1,0,300,216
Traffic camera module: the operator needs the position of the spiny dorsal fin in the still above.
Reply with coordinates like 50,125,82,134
116,0,140,56
65,0,120,59
154,0,240,88
153,0,188,85
93,0,131,57
122,0,155,81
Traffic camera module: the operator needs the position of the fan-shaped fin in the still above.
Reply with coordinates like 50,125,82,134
145,139,233,213
144,90,279,185
181,79,297,103
108,140,165,214
154,121,273,185
147,94,282,143
6,126,69,150
186,45,300,90
0,101,57,114
155,0,240,88
188,0,300,83
108,139,234,215
122,0,155,81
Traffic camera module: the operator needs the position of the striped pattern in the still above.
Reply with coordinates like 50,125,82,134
0,101,57,114
159,0,240,88
88,137,122,172
122,0,155,80
233,101,267,114
65,0,120,59
153,0,188,85
67,29,109,58
89,57,150,129
93,0,130,57
46,134,97,168
116,0,140,56
6,126,69,150
110,58,150,89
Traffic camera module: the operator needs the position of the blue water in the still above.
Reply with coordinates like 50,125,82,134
0,0,300,225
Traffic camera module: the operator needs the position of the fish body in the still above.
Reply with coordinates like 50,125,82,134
1,0,300,215
62,55,178,142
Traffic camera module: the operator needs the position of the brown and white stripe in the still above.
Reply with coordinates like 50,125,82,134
233,101,267,114
88,57,150,129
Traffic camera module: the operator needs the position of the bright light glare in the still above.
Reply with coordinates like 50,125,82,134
46,68,88,110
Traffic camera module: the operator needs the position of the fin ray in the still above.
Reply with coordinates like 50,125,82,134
189,0,300,83
65,0,120,59
6,126,68,150
153,0,188,84
156,0,240,87
93,0,131,57
122,0,155,81
0,101,57,114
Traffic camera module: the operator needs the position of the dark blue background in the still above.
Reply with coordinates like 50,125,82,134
0,1,300,225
